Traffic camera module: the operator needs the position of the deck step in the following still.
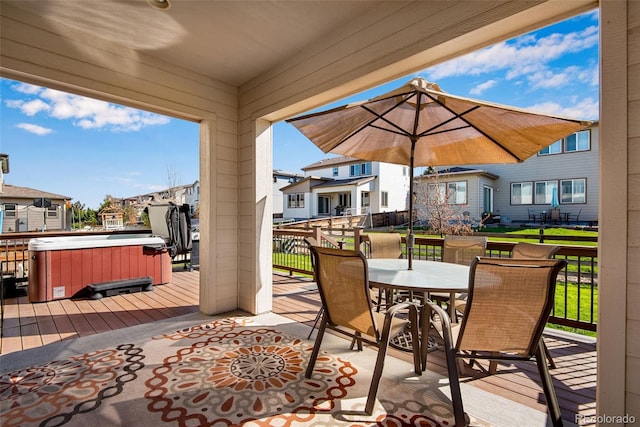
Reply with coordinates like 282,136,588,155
87,276,154,299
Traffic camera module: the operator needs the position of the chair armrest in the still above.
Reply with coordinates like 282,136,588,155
424,300,456,351
385,301,419,317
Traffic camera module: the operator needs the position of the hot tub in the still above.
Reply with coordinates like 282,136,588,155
28,234,172,302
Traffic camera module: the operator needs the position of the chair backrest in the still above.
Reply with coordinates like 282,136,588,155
309,245,378,338
364,233,402,259
550,208,560,221
442,235,488,266
457,257,566,357
511,242,560,259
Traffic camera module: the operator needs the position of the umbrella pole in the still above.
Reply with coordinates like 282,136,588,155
407,138,417,270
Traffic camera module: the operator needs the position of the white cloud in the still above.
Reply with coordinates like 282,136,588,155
527,97,598,120
6,84,170,132
426,25,598,84
469,79,497,95
11,99,51,116
12,82,42,95
16,122,54,135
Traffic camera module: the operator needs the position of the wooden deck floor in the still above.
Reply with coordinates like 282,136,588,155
1,270,596,425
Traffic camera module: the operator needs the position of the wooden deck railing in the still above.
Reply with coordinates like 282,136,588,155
1,227,597,332
273,226,598,332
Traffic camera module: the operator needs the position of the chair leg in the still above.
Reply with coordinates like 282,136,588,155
408,304,421,375
307,306,324,340
543,338,557,369
349,331,363,351
305,316,328,379
425,301,466,427
365,313,394,415
535,341,563,427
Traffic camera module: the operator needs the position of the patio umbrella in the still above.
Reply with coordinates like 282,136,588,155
551,187,560,209
286,77,591,269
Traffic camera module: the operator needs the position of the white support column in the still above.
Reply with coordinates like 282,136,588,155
198,118,218,315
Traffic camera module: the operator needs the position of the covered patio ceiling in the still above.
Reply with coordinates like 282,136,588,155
2,0,388,87
2,0,595,98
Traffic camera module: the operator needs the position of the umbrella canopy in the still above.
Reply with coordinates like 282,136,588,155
287,77,591,268
551,187,560,209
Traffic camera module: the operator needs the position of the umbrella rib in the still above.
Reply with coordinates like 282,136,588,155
321,94,417,152
361,98,416,137
421,95,522,161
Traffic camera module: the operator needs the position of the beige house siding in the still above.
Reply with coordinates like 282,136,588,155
625,0,640,417
598,0,639,421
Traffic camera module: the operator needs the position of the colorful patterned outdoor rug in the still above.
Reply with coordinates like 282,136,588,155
0,316,491,426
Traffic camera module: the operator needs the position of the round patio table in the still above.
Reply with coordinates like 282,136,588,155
367,258,469,368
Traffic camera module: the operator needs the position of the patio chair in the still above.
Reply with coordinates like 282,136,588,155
568,208,583,225
306,245,421,415
511,242,561,369
363,232,403,308
512,242,560,259
550,208,561,225
431,235,487,320
363,232,403,259
426,257,567,427
528,208,537,223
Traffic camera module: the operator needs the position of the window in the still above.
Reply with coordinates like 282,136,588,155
428,181,467,205
534,181,558,204
511,182,533,205
565,130,590,152
538,130,591,155
560,179,586,203
4,203,16,218
287,193,305,208
381,191,389,208
349,162,371,177
338,193,351,207
539,140,562,155
332,167,338,177
47,204,59,218
361,192,370,207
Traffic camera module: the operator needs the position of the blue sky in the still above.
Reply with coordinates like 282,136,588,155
0,10,598,210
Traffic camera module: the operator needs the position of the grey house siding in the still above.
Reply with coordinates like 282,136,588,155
469,125,599,224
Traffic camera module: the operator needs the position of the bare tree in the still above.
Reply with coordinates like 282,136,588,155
166,166,181,203
414,171,483,237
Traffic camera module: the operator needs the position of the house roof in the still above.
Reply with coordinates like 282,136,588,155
418,167,499,180
273,169,304,179
280,176,333,192
302,156,369,171
312,176,376,188
1,184,71,201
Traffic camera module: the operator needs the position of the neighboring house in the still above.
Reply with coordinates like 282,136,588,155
415,123,599,225
98,205,125,230
273,170,303,217
1,184,72,233
415,168,499,225
116,180,201,224
281,156,409,220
